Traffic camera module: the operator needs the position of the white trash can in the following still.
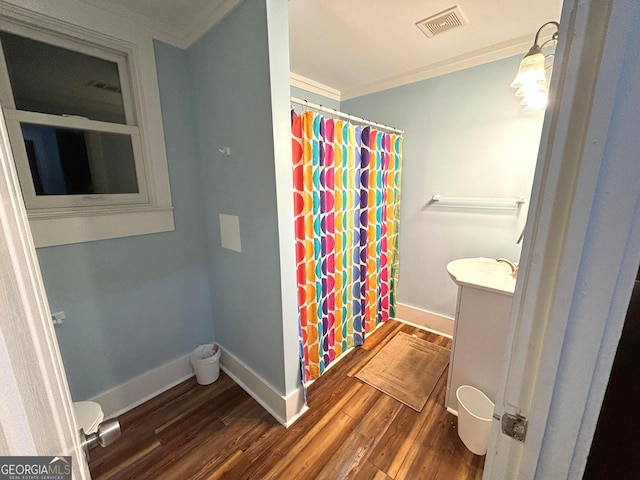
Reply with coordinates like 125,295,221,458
190,344,220,385
456,385,495,455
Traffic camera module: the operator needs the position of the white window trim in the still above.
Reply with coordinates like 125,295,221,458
0,2,174,248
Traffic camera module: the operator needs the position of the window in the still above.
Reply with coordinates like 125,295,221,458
0,29,149,209
0,12,175,248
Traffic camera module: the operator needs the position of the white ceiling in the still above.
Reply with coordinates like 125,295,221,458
86,0,563,99
288,0,563,99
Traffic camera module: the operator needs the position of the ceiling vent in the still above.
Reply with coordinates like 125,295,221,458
416,6,468,38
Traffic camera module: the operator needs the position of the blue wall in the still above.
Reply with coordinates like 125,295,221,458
187,0,288,393
37,0,296,402
342,56,545,318
35,0,541,403
36,41,215,401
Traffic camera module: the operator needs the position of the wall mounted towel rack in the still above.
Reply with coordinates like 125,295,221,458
430,195,526,209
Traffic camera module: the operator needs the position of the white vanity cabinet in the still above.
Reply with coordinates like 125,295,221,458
444,258,516,415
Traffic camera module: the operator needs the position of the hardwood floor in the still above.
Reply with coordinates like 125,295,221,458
89,320,485,479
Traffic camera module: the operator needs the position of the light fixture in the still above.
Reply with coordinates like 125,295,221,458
512,21,559,110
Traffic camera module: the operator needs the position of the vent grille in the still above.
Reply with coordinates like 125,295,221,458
416,6,468,38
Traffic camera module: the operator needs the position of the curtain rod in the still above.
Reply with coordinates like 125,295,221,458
291,97,404,135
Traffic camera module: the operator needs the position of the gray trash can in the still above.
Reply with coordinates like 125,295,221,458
456,385,495,455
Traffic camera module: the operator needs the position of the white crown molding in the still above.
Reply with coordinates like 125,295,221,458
340,34,534,100
0,1,139,45
72,0,241,49
290,72,341,101
69,0,185,45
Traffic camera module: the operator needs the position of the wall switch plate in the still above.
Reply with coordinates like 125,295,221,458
219,214,242,252
51,311,65,325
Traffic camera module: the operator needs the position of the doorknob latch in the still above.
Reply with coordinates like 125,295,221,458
501,411,528,442
80,418,121,461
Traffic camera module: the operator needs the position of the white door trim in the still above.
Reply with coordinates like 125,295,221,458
485,1,640,478
0,101,90,475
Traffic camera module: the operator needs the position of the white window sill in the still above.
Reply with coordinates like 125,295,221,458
29,207,175,248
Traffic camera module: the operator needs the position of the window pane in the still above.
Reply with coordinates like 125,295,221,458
21,124,138,195
1,32,127,124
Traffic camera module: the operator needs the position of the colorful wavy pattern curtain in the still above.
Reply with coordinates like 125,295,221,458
291,110,403,382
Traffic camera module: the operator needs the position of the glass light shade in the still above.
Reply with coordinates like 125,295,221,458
522,90,548,110
511,52,547,88
515,80,547,97
512,52,549,110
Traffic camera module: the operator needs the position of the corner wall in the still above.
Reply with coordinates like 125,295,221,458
342,56,545,319
187,0,298,399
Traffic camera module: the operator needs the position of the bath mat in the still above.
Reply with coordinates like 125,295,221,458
355,331,450,412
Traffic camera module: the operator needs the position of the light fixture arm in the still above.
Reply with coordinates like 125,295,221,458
527,21,560,56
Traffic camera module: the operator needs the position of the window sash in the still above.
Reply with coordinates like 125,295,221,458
5,109,149,209
0,22,136,126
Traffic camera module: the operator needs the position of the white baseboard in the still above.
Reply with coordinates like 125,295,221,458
88,347,307,427
219,348,306,427
90,353,194,419
394,303,454,338
88,307,446,425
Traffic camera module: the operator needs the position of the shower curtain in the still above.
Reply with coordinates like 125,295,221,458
291,109,403,382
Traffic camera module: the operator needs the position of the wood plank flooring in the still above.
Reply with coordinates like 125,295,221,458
89,320,484,479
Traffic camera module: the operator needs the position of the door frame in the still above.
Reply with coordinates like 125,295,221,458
485,0,640,478
0,100,90,476
0,1,638,479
